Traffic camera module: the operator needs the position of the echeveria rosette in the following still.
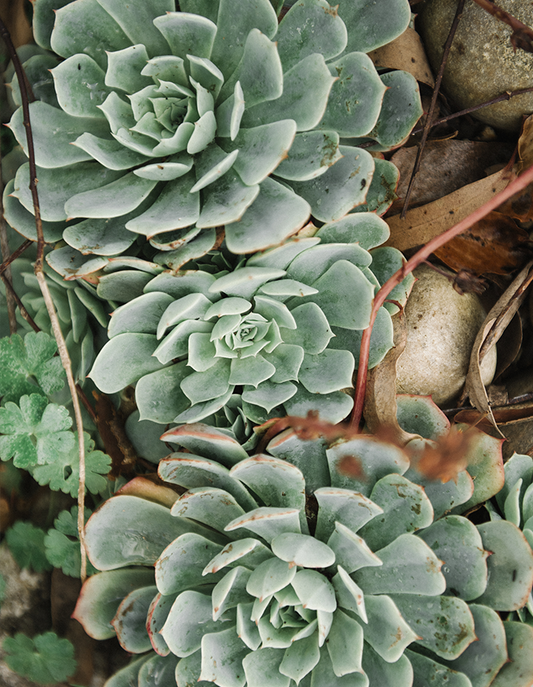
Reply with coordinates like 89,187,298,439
4,0,421,261
73,410,533,687
89,222,410,425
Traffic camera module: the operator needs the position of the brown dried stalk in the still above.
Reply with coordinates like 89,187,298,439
0,18,88,581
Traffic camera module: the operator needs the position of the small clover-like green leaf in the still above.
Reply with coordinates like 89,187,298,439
0,333,66,403
44,506,97,577
3,632,77,685
5,521,52,573
31,432,111,497
0,394,75,469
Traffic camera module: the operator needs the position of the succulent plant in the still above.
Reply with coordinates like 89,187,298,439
73,396,533,687
4,0,422,262
87,222,413,425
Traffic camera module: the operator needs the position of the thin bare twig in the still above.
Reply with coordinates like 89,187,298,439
400,0,466,219
0,238,33,276
471,0,533,53
0,18,88,581
0,270,39,331
351,162,533,430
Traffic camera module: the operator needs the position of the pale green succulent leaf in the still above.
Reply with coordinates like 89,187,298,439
246,557,296,601
327,437,410,498
103,656,153,687
417,516,488,601
244,54,335,132
390,594,476,660
229,120,297,186
258,617,301,649
63,215,139,256
292,569,336,612
230,355,276,387
203,538,272,575
134,157,195,181
353,533,445,595
369,71,423,149
147,593,175,655
220,29,283,108
186,111,217,154
242,380,298,413
51,0,131,69
504,478,524,528
490,621,533,687
443,604,507,687
225,177,311,254
52,54,110,118
352,158,399,216
317,213,390,250
171,488,245,534
327,523,382,574
496,452,533,513
212,567,251,620
173,388,235,424
145,270,217,299
249,237,320,270
99,91,135,134
280,632,320,683
134,363,191,423
65,172,157,219
396,395,450,439
209,0,278,78
361,644,413,687
112,585,157,653
72,568,155,640
181,359,231,404
336,0,410,52
75,130,151,169
314,488,383,542
105,44,152,92
284,384,354,424
108,292,174,338
319,53,385,137
358,474,434,551
271,533,335,568
158,455,258,511
161,423,249,467
138,654,179,686
97,0,173,57
329,308,393,370
326,610,363,677
288,146,374,222
153,12,217,60
192,147,240,193
13,162,123,222
310,647,368,686
9,102,105,168
288,243,372,285
282,303,333,354
226,508,301,542
405,650,472,687
274,130,342,182
200,627,249,687
474,520,533,611
331,567,367,622
188,333,218,372
216,81,246,139
276,0,347,72
196,169,260,229
89,333,164,393
299,349,354,394
204,298,252,319
405,462,474,521
161,591,219,657
155,533,224,596
370,247,414,314
3,181,66,243
158,293,212,339
210,267,286,299
243,648,289,687
358,594,418,663
230,455,306,513
263,344,304,384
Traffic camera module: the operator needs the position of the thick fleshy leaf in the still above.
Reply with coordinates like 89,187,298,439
200,628,248,687
65,173,157,219
271,533,335,568
126,177,196,235
282,302,333,354
244,54,335,132
203,538,272,576
225,177,311,254
292,569,336,612
336,0,410,53
289,146,374,222
108,293,174,337
312,261,375,329
326,437,409,497
3,182,66,243
369,71,423,149
105,44,151,91
358,474,434,551
353,533,445,595
390,594,476,660
444,604,507,687
274,130,342,181
241,380,298,413
112,585,156,653
161,591,219,657
155,533,224,595
288,243,372,285
266,431,330,496
317,213,390,250
85,494,208,569
276,0,347,72
197,169,260,229
314,488,382,541
319,53,385,137
212,567,251,620
51,54,110,118
171,488,245,534
417,516,488,601
490,621,533,687
405,650,472,687
181,359,231,404
230,355,276,387
359,594,418,662
63,215,139,255
361,644,413,687
405,465,474,521
352,158,400,216
310,647,368,687
327,522,381,574
89,333,164,393
226,508,301,542
283,384,354,424
474,520,533,611
243,648,290,687
298,349,354,394
138,654,179,687
332,567,367,622
135,363,191,423
147,593,174,656
246,557,296,601
73,568,155,640
153,12,217,60
280,632,320,683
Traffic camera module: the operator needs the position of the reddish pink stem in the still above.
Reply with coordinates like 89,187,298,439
350,163,533,429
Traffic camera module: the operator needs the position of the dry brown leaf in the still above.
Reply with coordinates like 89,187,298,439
368,27,435,86
495,115,533,221
385,168,511,252
433,211,532,276
363,312,419,445
463,259,533,433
